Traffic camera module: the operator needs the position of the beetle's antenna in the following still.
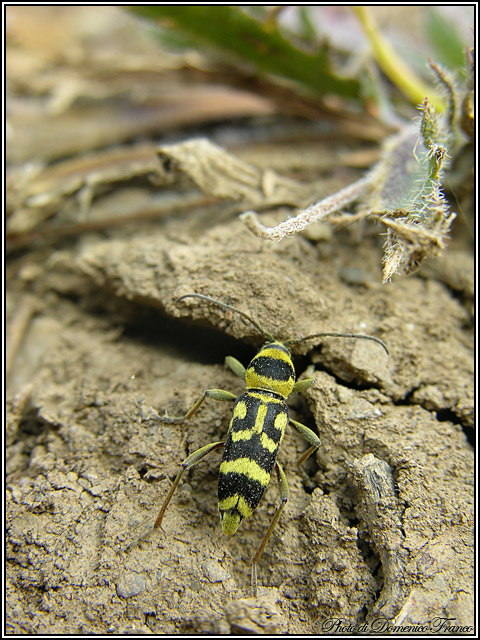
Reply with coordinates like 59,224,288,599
285,332,389,355
176,294,275,342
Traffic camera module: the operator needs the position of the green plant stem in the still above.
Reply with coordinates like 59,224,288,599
354,6,444,111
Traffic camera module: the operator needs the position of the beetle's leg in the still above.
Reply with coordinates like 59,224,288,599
251,461,289,598
159,389,237,423
292,377,315,393
225,355,246,380
289,418,320,466
125,441,225,551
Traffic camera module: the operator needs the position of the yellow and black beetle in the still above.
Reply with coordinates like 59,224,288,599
127,294,388,595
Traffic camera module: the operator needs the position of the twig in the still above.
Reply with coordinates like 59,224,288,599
240,176,369,241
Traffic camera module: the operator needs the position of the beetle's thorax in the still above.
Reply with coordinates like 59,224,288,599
245,341,295,399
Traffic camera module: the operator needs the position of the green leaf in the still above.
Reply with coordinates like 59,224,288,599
366,98,455,281
424,7,468,72
129,6,360,100
297,7,318,43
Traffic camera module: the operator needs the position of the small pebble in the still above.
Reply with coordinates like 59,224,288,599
202,560,230,583
116,573,146,598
